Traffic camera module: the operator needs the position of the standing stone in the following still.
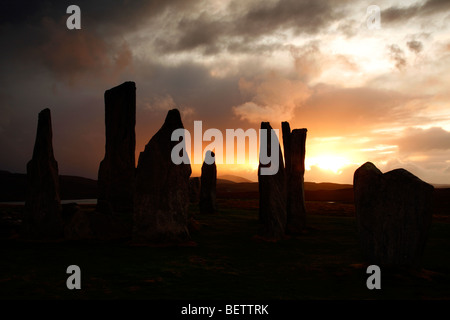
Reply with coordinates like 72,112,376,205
24,108,63,239
97,81,136,226
63,203,94,240
133,109,192,243
200,151,217,214
258,122,286,240
189,177,201,203
354,162,434,268
282,122,307,234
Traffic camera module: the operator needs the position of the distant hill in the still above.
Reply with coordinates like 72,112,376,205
2,170,448,210
218,175,253,183
0,171,97,201
304,182,353,191
59,175,98,200
217,178,236,184
0,171,362,203
191,177,236,184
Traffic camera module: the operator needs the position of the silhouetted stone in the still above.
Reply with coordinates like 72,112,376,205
133,109,192,243
24,108,63,239
187,177,201,231
63,207,129,241
97,82,136,228
63,203,93,240
282,122,307,234
258,122,286,240
200,151,217,214
354,162,434,268
189,177,201,203
62,202,81,221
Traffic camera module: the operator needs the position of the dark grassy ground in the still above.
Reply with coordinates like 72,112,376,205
1,201,450,300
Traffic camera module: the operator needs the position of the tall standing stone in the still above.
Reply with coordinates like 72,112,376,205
200,151,217,214
133,109,192,243
282,122,307,234
97,81,136,224
354,162,434,268
189,177,201,203
258,122,286,240
24,108,63,239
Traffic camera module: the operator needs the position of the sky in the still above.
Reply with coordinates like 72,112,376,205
1,0,450,184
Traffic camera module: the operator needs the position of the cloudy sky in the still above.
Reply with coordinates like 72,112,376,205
1,0,450,184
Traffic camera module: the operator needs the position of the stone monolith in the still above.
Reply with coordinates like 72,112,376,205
354,162,434,268
24,108,63,239
133,109,192,243
200,151,217,214
282,122,307,233
258,122,286,240
97,81,136,224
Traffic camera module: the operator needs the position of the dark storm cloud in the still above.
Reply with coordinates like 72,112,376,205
0,0,201,85
154,14,227,55
383,0,450,24
1,0,350,74
0,0,46,25
133,59,243,127
155,0,347,55
239,0,343,36
0,1,134,84
1,0,193,30
28,18,133,85
383,4,420,24
421,0,450,14
0,0,197,63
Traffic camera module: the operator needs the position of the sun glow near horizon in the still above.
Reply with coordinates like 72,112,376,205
305,155,353,174
187,136,360,181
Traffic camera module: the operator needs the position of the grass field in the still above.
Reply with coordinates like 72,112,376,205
1,199,450,300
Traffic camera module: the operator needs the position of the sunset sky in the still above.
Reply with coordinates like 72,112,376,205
1,0,450,184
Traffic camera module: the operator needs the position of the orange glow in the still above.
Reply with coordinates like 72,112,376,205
306,155,352,174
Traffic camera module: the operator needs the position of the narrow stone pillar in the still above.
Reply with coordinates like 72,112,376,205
97,81,136,222
282,122,307,234
24,108,63,239
258,122,286,240
189,177,201,204
200,151,217,214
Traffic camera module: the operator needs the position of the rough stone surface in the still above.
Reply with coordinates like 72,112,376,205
354,162,434,268
24,108,63,239
63,204,129,241
63,203,94,240
200,151,217,214
258,122,286,240
133,109,192,243
97,81,136,228
282,122,307,234
189,177,201,203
